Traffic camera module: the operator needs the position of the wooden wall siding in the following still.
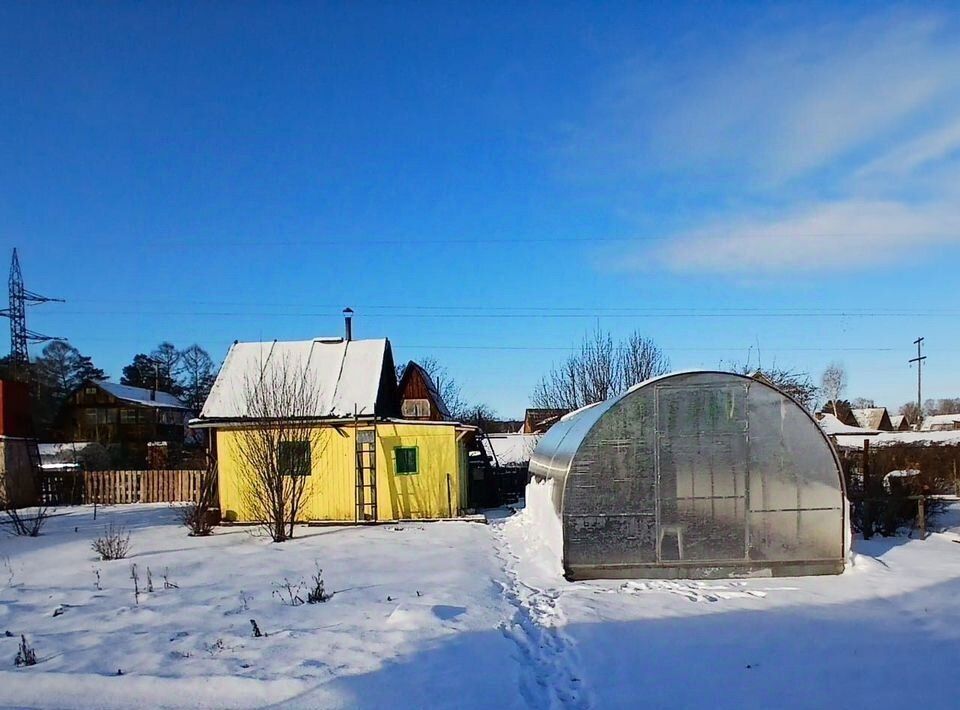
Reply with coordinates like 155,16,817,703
40,470,203,506
399,367,444,421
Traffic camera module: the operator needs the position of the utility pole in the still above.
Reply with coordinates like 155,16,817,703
909,337,926,420
0,248,64,381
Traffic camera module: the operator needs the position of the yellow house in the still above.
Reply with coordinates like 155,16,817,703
192,327,474,523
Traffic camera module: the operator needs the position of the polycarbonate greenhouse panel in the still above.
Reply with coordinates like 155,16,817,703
528,371,847,580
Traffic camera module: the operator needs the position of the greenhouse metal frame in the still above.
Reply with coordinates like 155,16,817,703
529,371,848,580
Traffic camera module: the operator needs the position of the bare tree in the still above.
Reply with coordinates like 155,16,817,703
179,344,217,411
531,328,670,410
578,328,620,404
620,331,671,390
820,363,847,417
727,361,819,411
899,401,922,426
231,355,322,542
850,397,876,409
457,403,499,428
922,397,960,416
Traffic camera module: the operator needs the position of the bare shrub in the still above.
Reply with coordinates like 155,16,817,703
92,523,131,560
15,634,37,667
233,354,324,542
3,506,49,537
1,443,49,537
306,563,331,604
178,455,218,536
250,619,263,638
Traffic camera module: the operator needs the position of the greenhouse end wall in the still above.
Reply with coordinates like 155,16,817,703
529,371,848,580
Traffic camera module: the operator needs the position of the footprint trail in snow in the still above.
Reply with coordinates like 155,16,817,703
490,519,592,710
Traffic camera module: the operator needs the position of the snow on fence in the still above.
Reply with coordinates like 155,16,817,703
40,469,203,506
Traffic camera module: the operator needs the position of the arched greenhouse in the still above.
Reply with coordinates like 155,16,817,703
528,371,848,580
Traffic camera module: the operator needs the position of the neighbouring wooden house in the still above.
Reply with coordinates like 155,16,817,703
59,381,193,463
889,414,911,432
522,408,569,434
851,407,894,432
192,328,476,523
921,414,960,432
398,361,451,421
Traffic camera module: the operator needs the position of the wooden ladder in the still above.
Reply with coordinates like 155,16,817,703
355,423,378,522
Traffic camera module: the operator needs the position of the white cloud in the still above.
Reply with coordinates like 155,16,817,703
656,200,960,273
569,8,960,275
856,119,960,178
570,11,960,184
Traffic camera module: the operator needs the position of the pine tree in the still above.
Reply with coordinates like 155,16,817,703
121,344,182,395
30,341,107,438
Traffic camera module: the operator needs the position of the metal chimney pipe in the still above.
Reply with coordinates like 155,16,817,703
343,307,354,341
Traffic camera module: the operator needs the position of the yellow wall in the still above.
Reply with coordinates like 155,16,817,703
216,422,468,522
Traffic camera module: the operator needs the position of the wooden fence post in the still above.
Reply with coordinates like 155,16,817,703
862,439,872,539
918,496,926,541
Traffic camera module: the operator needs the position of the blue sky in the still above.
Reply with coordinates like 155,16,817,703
2,1,958,417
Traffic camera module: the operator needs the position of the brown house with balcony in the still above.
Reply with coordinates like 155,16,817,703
398,361,451,421
58,380,193,464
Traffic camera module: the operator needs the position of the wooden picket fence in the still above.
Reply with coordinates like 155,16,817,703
40,470,204,506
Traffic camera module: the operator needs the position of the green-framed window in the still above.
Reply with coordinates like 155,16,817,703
395,446,419,475
278,440,311,476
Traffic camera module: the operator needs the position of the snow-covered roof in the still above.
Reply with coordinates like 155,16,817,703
834,430,960,449
38,442,96,462
851,407,890,431
199,337,390,421
816,413,878,436
96,381,189,410
920,413,960,431
890,414,907,429
484,433,541,467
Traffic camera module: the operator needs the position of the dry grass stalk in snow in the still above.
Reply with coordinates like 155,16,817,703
307,562,331,603
130,564,141,605
232,354,324,542
15,634,37,667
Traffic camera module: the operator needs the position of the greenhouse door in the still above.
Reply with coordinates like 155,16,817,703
654,383,750,564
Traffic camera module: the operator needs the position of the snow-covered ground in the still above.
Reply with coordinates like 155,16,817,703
3,502,960,709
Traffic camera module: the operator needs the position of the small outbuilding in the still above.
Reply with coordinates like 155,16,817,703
851,407,894,432
528,371,848,580
194,330,475,523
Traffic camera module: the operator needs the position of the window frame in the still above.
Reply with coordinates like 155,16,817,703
278,440,312,477
394,445,419,475
119,408,138,424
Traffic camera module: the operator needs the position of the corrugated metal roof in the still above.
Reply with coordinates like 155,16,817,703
199,337,389,421
484,433,541,466
97,382,189,409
